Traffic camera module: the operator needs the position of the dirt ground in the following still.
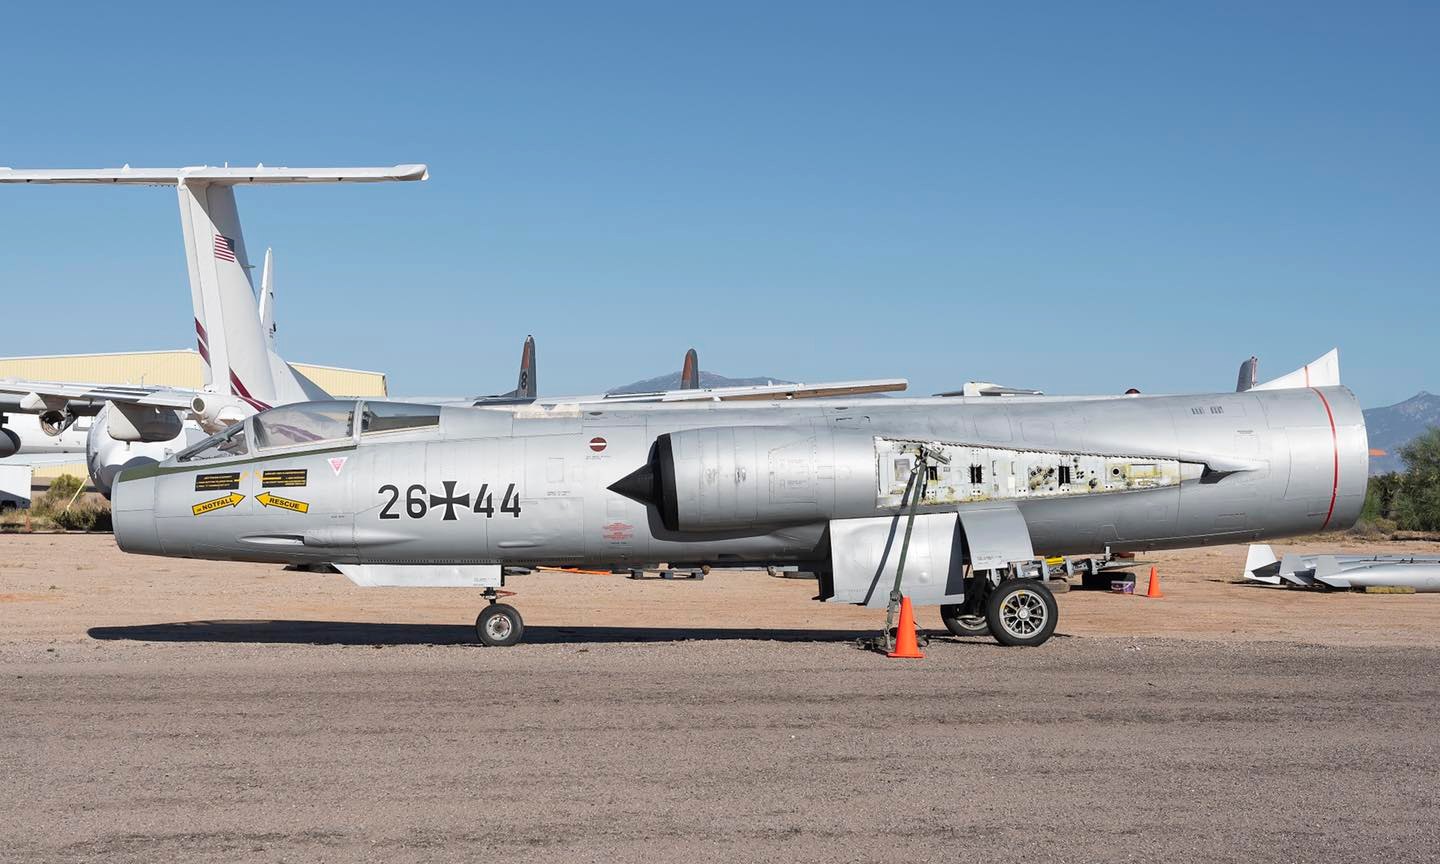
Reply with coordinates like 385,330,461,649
3,534,1439,648
4,534,1440,863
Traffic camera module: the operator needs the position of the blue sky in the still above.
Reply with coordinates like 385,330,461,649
1,1,1434,407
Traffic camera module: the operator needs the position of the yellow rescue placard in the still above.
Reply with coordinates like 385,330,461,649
257,492,310,514
192,493,245,516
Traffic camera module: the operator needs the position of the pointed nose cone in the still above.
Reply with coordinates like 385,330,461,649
608,462,657,506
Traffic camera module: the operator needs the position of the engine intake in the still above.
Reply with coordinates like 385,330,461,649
39,409,77,436
609,426,877,532
189,395,249,432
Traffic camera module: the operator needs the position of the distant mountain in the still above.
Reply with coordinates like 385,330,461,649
608,371,793,395
1364,392,1440,474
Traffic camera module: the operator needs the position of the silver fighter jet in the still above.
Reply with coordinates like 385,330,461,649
111,351,1367,648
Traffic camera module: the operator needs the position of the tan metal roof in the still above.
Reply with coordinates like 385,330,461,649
0,349,387,398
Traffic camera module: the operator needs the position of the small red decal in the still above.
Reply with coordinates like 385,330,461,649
602,521,633,541
589,437,608,453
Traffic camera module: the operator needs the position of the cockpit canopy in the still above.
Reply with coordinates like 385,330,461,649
175,400,441,463
254,401,356,450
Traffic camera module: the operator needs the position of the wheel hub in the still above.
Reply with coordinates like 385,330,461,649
1000,589,1047,637
486,615,512,640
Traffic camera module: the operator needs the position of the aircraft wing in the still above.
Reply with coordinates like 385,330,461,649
0,378,197,411
604,378,908,403
0,452,88,469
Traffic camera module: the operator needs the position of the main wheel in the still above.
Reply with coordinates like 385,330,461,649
985,580,1058,647
475,603,525,647
939,604,990,637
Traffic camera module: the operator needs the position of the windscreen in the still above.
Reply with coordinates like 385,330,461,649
253,401,356,450
177,422,249,462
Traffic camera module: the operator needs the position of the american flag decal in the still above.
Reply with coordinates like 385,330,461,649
214,233,237,262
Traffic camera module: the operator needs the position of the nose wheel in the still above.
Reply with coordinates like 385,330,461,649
475,597,525,647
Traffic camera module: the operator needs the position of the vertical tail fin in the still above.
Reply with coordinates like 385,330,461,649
177,180,277,410
1236,356,1258,392
473,336,537,403
516,335,536,399
258,247,277,351
680,348,700,390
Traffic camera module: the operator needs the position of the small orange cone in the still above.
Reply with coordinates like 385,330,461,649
887,596,925,659
1145,566,1163,598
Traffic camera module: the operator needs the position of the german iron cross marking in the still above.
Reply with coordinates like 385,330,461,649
429,480,471,521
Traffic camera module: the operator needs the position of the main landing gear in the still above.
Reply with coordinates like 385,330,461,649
475,588,525,647
939,577,1059,647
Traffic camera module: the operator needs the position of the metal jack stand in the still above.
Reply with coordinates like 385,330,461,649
863,443,950,653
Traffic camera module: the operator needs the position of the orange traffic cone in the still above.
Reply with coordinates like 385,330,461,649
1145,566,1163,598
887,596,925,659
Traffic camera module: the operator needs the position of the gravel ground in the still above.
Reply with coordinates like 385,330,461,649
4,636,1439,863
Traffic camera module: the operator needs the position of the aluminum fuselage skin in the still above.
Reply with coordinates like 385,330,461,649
112,387,1367,570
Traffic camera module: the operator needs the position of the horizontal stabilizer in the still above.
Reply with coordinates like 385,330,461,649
0,164,428,186
1251,349,1339,391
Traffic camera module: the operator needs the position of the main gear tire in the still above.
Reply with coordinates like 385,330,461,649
985,580,1058,647
939,604,990,637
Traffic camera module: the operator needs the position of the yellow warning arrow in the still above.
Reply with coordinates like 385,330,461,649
192,492,244,516
256,492,310,514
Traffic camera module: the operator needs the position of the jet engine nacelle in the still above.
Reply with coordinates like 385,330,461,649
611,426,878,532
0,426,19,458
39,409,78,436
86,404,203,498
106,403,185,443
188,394,250,433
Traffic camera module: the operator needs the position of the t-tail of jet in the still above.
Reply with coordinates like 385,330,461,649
0,164,426,419
176,178,285,410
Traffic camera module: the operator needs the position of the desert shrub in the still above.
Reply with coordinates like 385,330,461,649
34,474,86,518
1361,473,1402,522
27,474,111,532
1396,427,1440,531
51,504,97,532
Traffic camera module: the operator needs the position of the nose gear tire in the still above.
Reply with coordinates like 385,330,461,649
476,603,525,647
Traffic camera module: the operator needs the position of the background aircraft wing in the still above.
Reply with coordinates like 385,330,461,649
604,378,908,403
0,378,197,411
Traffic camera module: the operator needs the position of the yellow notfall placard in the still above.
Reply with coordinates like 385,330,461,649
257,492,310,514
192,493,244,516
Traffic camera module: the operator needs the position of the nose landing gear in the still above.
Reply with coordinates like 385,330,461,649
475,588,525,647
